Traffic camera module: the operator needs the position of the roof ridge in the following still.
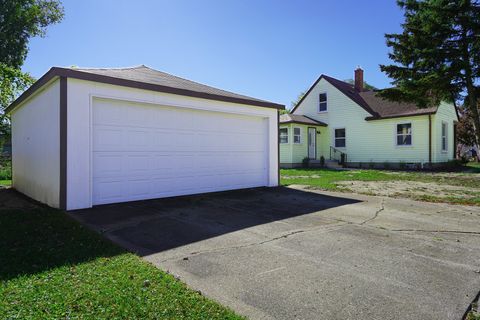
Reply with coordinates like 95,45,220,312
70,65,147,70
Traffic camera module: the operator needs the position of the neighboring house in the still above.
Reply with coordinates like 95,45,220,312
6,66,283,210
280,68,459,168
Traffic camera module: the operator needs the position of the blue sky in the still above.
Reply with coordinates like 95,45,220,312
23,0,404,109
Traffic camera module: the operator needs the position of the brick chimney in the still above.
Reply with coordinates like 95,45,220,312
354,67,364,92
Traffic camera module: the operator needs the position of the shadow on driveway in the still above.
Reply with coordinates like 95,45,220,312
70,187,361,255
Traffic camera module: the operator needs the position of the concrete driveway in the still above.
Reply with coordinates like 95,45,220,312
71,186,480,320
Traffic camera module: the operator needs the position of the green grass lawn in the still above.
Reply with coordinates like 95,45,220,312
281,165,480,206
0,204,243,319
0,179,11,186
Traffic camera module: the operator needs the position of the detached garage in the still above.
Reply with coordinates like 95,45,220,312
6,66,283,210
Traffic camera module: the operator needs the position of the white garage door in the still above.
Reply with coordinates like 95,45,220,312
92,98,269,205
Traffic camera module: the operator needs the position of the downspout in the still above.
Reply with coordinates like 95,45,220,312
277,110,280,186
428,114,432,165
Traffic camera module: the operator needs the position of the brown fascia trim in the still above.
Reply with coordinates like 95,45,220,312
6,67,284,114
365,110,437,121
290,74,380,117
59,77,67,210
280,120,327,127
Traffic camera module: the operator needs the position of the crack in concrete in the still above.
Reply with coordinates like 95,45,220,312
390,229,480,235
360,198,385,225
155,223,349,263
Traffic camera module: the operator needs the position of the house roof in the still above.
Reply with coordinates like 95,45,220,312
279,114,327,126
291,74,440,120
6,65,284,114
359,91,438,120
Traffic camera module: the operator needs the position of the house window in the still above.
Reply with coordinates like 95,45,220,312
334,128,346,148
319,93,327,112
441,122,448,152
280,128,288,144
396,123,412,146
293,127,301,144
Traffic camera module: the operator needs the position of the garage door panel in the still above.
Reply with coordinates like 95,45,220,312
92,153,123,177
93,127,125,151
92,98,269,205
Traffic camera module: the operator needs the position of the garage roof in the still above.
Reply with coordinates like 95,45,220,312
6,65,284,113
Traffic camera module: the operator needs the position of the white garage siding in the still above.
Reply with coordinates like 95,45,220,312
10,79,61,208
67,78,279,210
91,98,269,205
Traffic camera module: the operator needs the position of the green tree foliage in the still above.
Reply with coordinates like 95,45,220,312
291,90,306,109
0,0,64,134
0,64,34,135
380,0,480,145
0,0,64,69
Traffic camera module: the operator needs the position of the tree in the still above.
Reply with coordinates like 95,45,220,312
0,0,64,68
343,79,378,91
291,90,306,109
456,103,479,146
379,0,480,145
0,0,64,135
0,64,34,136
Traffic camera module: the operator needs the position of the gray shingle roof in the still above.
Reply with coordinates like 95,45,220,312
6,65,284,114
280,114,327,126
74,65,281,107
359,91,438,119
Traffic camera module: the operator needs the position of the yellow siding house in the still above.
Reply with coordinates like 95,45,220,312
280,68,459,168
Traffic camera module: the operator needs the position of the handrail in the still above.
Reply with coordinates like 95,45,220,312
330,146,347,164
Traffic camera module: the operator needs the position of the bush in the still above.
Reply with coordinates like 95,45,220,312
399,161,407,170
302,157,310,168
445,159,464,170
383,161,390,170
320,156,325,167
369,161,375,169
0,157,11,180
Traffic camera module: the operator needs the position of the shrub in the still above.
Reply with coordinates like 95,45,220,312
369,161,375,169
302,157,310,168
399,161,407,170
445,159,464,170
383,161,390,170
0,157,11,180
320,156,325,167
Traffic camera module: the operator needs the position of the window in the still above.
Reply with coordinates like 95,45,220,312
334,128,346,148
441,122,448,151
280,128,288,144
293,127,301,144
319,93,327,112
396,123,412,146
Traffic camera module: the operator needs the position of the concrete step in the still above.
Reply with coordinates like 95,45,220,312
325,160,343,169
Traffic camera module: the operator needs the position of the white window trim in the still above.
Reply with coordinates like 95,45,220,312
293,127,302,144
280,127,289,144
441,121,448,152
395,122,413,147
318,92,328,113
333,127,346,149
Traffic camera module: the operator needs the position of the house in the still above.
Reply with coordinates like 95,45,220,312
280,68,459,168
6,66,283,210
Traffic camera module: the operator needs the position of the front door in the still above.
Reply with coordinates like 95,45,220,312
308,127,316,159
